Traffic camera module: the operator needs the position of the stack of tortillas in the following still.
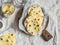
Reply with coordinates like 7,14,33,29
24,5,44,35
0,32,16,45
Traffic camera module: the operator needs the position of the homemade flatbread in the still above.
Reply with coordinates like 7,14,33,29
0,32,16,45
24,5,44,35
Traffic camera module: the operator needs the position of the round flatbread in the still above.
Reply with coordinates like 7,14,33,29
0,32,16,45
24,5,44,35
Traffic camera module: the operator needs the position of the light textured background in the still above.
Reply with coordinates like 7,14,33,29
0,0,60,45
